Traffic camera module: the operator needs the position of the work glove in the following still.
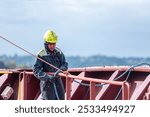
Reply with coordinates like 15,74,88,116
60,66,67,71
54,69,62,77
60,66,70,75
47,75,57,83
63,71,70,75
47,70,61,83
56,69,70,76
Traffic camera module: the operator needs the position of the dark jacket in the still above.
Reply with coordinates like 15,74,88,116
33,46,68,80
33,44,68,99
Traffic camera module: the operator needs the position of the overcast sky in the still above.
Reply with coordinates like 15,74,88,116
0,0,150,57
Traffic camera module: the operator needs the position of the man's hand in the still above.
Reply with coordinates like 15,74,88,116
63,71,70,75
54,69,62,77
47,75,57,83
55,69,70,76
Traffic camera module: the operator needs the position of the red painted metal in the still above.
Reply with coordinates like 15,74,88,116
71,72,85,97
122,82,130,100
48,72,130,100
130,74,150,100
95,70,120,100
17,72,40,100
143,85,150,100
0,66,150,100
0,70,20,100
57,73,124,86
0,74,9,87
66,77,72,100
90,82,96,100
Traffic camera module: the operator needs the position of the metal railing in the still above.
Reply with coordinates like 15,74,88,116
24,71,130,100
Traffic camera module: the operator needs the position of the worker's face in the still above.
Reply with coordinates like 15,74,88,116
48,43,56,52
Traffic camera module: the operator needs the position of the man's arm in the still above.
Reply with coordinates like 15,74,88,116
33,56,52,81
60,52,68,71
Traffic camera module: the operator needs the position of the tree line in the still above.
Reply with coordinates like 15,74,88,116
0,54,150,69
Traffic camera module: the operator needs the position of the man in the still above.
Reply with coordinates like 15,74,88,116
33,30,68,100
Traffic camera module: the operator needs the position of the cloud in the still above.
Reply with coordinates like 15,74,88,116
0,0,150,57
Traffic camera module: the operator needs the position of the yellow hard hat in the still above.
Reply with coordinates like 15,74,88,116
43,30,57,43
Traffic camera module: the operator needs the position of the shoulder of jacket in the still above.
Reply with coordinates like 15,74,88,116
37,48,47,57
55,47,62,55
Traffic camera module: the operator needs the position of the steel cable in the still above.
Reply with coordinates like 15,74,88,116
73,63,150,87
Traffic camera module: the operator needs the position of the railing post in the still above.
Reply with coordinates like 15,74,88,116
90,81,96,100
122,82,130,100
66,77,72,100
23,72,28,100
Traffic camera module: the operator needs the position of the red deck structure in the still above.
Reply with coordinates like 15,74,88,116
0,66,150,100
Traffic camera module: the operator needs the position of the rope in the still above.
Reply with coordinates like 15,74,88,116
114,63,150,100
53,83,60,100
1,35,150,88
0,35,63,72
0,35,67,100
74,63,150,87
114,69,132,100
